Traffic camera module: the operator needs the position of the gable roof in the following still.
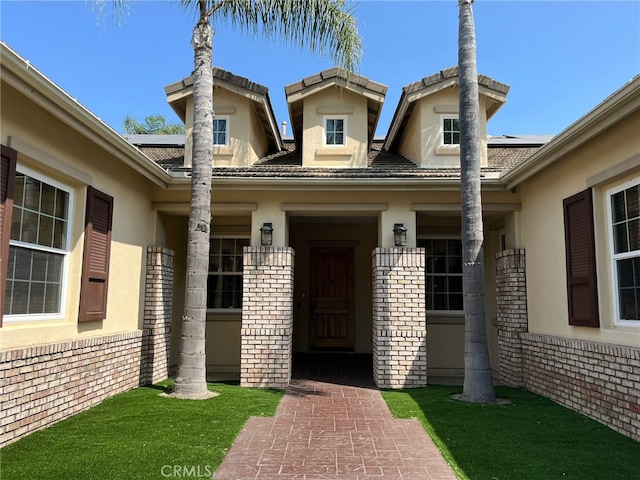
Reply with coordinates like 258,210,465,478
285,68,388,148
384,66,510,152
165,67,283,153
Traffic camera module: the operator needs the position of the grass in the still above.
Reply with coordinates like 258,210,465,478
0,381,283,480
382,385,640,480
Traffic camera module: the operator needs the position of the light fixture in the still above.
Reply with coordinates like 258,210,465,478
260,222,273,246
393,223,407,247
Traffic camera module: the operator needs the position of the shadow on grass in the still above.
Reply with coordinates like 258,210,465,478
382,385,640,480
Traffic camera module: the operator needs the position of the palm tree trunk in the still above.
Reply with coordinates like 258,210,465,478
172,8,214,399
458,0,496,403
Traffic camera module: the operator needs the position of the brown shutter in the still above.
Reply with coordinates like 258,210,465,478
0,145,18,326
563,189,599,327
78,187,113,322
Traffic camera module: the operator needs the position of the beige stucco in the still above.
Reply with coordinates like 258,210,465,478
1,83,157,350
516,109,640,347
398,89,489,168
181,88,270,168
301,88,369,168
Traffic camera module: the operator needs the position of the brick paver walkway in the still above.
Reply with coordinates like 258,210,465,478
213,378,458,480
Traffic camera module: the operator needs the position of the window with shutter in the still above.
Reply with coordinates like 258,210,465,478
78,187,113,322
563,188,599,327
1,145,18,326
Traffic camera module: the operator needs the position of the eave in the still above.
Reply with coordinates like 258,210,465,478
0,42,171,188
501,75,640,189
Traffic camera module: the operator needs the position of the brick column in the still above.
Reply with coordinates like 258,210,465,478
241,247,294,389
372,247,426,389
143,246,174,385
495,248,528,387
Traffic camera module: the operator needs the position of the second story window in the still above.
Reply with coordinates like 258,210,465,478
324,116,346,146
442,116,460,145
213,117,229,146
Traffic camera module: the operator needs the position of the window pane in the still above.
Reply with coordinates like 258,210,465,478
433,294,446,310
453,132,460,144
220,238,234,255
326,133,335,145
450,294,463,311
433,257,446,274
618,258,634,287
612,191,627,223
14,247,31,280
448,276,462,293
14,174,25,207
21,210,38,244
335,133,344,145
53,219,66,249
38,215,54,247
10,281,29,314
433,240,447,255
41,183,56,216
44,283,61,313
619,288,638,321
24,176,41,211
433,278,446,293
55,188,68,219
627,185,639,219
629,219,639,251
29,283,46,314
614,224,628,254
10,207,22,241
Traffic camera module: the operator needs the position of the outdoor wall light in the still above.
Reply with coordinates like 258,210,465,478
260,222,273,246
393,223,407,247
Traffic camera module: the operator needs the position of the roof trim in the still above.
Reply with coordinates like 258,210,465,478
165,67,283,152
285,68,388,149
0,42,171,188
384,66,510,152
501,75,640,189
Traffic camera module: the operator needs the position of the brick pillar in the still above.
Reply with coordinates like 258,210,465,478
496,249,528,387
372,247,426,389
142,246,174,385
241,247,294,389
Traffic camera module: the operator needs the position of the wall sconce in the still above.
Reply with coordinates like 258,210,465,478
393,223,407,247
260,222,273,246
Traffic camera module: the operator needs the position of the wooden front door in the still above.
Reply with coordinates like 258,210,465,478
310,247,354,349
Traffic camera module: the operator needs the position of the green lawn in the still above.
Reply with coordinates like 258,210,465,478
0,382,283,480
382,385,640,480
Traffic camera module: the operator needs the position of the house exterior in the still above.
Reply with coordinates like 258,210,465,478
1,40,638,446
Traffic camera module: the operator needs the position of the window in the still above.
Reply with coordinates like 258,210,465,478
4,168,71,319
207,237,249,310
442,117,460,145
213,117,229,146
418,238,463,311
608,180,640,323
324,116,346,146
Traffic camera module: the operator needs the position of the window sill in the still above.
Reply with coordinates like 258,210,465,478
435,145,460,156
316,147,353,156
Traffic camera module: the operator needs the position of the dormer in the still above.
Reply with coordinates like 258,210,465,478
165,67,282,167
384,67,509,168
285,68,387,168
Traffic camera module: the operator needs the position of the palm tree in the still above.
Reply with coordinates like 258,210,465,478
124,114,185,134
456,0,496,403
98,0,361,399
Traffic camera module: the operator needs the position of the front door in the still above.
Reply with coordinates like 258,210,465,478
310,247,354,349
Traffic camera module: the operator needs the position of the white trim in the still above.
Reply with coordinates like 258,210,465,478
322,115,348,147
4,165,73,323
440,114,460,146
606,176,640,326
213,115,230,147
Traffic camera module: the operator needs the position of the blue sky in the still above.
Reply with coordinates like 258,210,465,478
1,1,639,137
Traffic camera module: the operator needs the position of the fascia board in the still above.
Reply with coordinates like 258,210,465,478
502,78,640,189
1,46,171,188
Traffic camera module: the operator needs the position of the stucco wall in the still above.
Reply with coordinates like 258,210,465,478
518,110,640,346
1,83,156,350
301,88,369,168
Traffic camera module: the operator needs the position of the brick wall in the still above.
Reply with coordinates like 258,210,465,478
495,249,528,387
0,245,175,447
372,248,427,389
142,246,173,385
496,248,639,441
0,332,143,447
521,333,640,441
240,247,294,389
